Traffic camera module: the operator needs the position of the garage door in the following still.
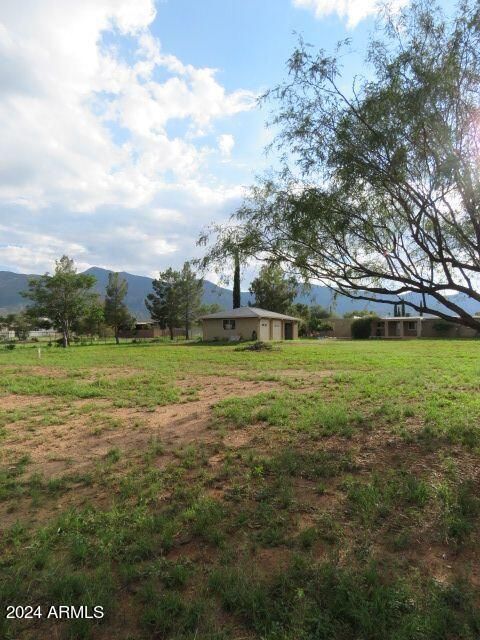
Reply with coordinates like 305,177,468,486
259,320,270,341
272,320,282,340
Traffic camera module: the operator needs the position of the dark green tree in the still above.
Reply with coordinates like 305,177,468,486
179,262,203,339
146,268,181,340
308,305,331,333
229,1,480,332
76,298,106,341
146,263,203,340
10,312,33,341
233,250,241,309
22,256,97,347
104,272,133,344
249,263,297,314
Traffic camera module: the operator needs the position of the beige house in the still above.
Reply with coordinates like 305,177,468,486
200,307,299,342
329,316,478,339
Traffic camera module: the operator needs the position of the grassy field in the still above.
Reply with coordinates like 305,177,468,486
1,338,479,640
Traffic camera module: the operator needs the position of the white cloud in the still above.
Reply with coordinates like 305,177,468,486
218,134,235,158
0,0,254,212
292,0,410,28
0,0,257,276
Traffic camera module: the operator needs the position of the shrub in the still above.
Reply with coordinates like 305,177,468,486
317,321,333,332
351,316,375,339
433,321,453,334
4,343,15,350
235,341,276,352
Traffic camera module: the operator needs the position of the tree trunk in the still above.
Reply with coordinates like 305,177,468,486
233,252,241,309
62,329,68,348
115,327,119,345
169,325,174,341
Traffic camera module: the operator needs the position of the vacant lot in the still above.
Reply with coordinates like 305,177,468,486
1,339,479,639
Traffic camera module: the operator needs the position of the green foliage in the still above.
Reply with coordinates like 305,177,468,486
230,1,480,331
104,272,133,343
308,304,332,332
22,255,97,347
433,321,453,334
345,471,430,525
209,559,480,640
249,263,297,313
75,298,105,339
146,261,202,339
351,316,374,339
235,340,275,352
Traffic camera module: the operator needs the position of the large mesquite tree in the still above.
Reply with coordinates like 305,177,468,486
229,1,480,330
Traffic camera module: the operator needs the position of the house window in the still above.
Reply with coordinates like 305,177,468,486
223,319,235,330
407,321,416,331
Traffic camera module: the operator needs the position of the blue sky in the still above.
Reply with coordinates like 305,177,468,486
0,0,454,282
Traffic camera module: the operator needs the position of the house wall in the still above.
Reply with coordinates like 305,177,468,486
202,317,299,341
292,322,299,339
331,317,478,339
329,319,353,338
202,318,260,341
420,320,478,338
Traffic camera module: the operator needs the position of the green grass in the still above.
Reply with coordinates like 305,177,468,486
0,339,479,639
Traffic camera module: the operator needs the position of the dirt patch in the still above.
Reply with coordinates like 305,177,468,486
253,547,292,575
0,395,53,410
1,378,281,481
276,368,334,379
223,429,254,448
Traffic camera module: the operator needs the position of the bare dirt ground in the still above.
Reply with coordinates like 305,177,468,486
3,377,280,477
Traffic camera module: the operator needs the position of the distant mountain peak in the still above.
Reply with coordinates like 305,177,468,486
1,266,475,319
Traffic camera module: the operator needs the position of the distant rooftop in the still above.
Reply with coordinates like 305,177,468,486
199,306,298,321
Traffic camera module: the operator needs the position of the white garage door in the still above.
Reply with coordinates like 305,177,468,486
259,320,270,341
272,321,282,340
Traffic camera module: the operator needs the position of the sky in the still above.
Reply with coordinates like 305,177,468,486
0,0,452,282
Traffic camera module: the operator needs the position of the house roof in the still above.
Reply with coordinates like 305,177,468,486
200,306,298,321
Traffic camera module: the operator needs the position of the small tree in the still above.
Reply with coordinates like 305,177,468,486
178,262,203,339
288,303,310,336
351,316,375,340
308,305,331,333
146,268,182,340
104,272,133,344
249,263,297,314
11,312,33,341
233,250,241,309
146,264,203,340
76,299,106,342
22,256,97,347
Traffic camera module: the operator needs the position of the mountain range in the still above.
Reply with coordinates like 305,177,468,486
0,266,478,319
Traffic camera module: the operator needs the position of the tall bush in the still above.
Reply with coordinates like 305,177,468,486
351,317,374,340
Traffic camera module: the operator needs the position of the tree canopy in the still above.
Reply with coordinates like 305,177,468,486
217,0,480,331
249,263,297,314
22,256,97,347
104,272,133,344
22,256,96,347
146,262,203,339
